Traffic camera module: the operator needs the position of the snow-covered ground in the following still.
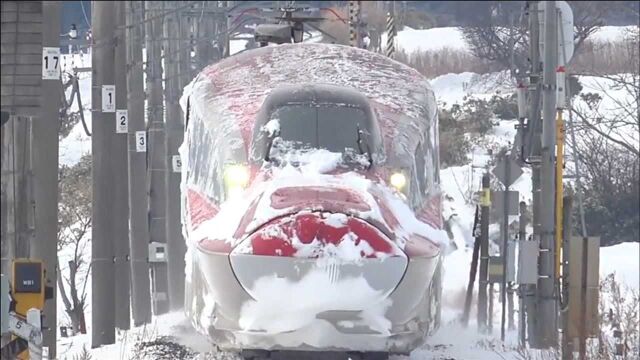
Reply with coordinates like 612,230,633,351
55,25,638,359
392,25,636,56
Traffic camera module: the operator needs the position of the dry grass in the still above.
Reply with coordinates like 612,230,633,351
397,31,638,79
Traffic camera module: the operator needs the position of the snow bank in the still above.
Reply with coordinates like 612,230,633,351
388,26,467,55
238,268,392,335
600,242,640,289
590,25,638,43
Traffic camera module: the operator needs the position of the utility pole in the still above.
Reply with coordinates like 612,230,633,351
32,1,61,356
525,0,542,348
164,3,186,310
348,1,361,47
114,0,131,330
561,194,573,359
518,201,528,347
537,0,559,347
500,151,511,342
478,173,490,332
1,116,33,277
386,4,396,58
91,0,116,347
126,0,152,326
462,206,481,327
195,2,215,69
145,0,170,315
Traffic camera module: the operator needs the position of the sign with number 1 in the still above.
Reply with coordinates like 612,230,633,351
102,85,115,112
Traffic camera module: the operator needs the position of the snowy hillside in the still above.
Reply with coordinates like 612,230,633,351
55,26,639,359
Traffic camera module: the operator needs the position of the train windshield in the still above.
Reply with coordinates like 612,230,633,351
266,103,372,165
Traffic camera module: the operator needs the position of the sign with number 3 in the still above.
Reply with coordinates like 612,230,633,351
135,131,146,152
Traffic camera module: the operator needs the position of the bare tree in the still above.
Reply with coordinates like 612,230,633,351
571,27,639,157
460,1,626,80
57,154,92,334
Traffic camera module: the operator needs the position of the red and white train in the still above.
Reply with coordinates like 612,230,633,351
179,43,447,359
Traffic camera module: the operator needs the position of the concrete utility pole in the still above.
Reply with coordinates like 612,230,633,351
145,0,170,315
478,173,490,332
561,194,573,359
518,201,528,347
164,3,186,310
178,7,195,87
537,0,559,347
500,151,510,342
525,0,542,348
1,116,33,277
91,0,116,347
348,1,361,47
195,2,215,70
114,0,131,330
126,0,152,326
32,1,61,356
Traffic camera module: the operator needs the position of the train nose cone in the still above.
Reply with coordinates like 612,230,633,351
228,212,408,334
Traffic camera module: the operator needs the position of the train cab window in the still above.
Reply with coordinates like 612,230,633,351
268,103,369,158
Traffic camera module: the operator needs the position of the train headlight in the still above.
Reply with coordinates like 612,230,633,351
224,164,250,199
390,172,407,191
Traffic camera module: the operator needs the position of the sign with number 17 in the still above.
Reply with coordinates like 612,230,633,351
42,47,60,79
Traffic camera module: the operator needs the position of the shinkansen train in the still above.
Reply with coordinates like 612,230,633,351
179,42,447,360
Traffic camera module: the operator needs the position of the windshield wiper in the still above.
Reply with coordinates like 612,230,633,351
265,134,274,162
356,126,374,170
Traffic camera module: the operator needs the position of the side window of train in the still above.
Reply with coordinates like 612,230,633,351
415,142,427,196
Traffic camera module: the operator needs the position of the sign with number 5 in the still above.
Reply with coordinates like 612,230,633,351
172,155,182,173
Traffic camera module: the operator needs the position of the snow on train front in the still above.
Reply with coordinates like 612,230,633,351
178,43,448,355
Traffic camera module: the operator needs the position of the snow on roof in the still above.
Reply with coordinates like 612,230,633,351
181,43,438,164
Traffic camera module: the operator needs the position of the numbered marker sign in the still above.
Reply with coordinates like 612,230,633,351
116,109,128,133
101,85,115,112
42,47,61,79
135,131,146,152
172,155,182,173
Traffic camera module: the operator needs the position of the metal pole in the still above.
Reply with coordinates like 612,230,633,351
145,0,170,315
1,116,33,276
526,1,542,345
518,201,528,347
501,152,511,341
91,0,116,347
462,206,481,327
126,0,152,326
114,0,131,330
538,0,559,347
489,283,494,334
32,2,61,356
348,1,360,47
561,195,573,359
385,7,396,58
478,173,490,333
164,2,186,310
